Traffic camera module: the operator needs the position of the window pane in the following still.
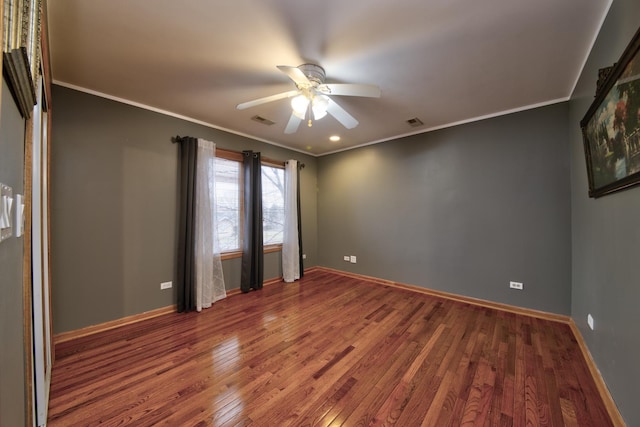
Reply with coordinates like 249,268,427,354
262,165,285,245
215,158,241,252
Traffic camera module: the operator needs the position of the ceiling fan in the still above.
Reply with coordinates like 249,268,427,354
236,64,381,134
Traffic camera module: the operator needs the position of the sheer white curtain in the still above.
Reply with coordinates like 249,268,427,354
282,159,300,282
195,139,226,310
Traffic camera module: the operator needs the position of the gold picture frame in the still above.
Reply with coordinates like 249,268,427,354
581,25,640,198
2,0,41,118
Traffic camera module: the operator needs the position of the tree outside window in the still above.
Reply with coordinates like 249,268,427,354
261,165,285,246
214,157,241,252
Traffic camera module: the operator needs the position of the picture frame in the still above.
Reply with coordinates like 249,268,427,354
2,0,41,118
580,25,640,198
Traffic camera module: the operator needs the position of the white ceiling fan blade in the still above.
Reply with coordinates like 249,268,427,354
320,83,381,98
277,65,310,86
236,90,299,110
326,98,359,129
284,112,302,134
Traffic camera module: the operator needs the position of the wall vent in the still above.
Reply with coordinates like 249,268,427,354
251,115,275,126
406,117,424,127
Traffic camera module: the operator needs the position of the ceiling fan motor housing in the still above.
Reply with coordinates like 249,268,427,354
298,63,326,87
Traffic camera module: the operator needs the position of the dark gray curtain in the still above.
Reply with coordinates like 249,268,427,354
175,136,198,312
241,150,264,292
296,165,304,278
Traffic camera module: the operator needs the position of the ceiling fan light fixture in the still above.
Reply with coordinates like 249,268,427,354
312,95,329,120
291,94,309,118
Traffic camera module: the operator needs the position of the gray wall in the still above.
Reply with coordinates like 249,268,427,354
0,79,27,426
318,103,572,315
569,0,640,424
50,6,640,421
51,85,317,333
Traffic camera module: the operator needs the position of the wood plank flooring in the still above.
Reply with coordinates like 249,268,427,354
48,269,615,426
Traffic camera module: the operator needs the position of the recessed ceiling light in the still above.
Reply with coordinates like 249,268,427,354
329,135,341,142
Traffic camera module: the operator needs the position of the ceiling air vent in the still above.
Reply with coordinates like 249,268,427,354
406,117,424,127
251,115,275,126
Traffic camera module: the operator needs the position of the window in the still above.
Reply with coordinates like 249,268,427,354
214,157,241,252
212,149,285,256
262,165,285,246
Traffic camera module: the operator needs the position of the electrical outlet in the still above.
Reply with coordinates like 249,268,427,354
350,255,357,264
509,281,523,290
160,281,172,290
587,314,594,330
343,256,350,261
302,254,307,259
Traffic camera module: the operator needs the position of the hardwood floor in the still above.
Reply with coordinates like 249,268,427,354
48,269,615,426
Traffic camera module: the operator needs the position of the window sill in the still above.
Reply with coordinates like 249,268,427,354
264,244,283,254
220,244,282,261
221,251,242,261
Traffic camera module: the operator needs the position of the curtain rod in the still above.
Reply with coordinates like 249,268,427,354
173,135,304,168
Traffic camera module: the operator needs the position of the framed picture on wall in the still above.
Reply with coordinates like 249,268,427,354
2,0,41,118
581,25,640,198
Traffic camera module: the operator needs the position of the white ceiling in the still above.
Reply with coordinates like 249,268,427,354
47,0,611,156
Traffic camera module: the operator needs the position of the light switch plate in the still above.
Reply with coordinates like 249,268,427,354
0,183,13,243
15,194,24,237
